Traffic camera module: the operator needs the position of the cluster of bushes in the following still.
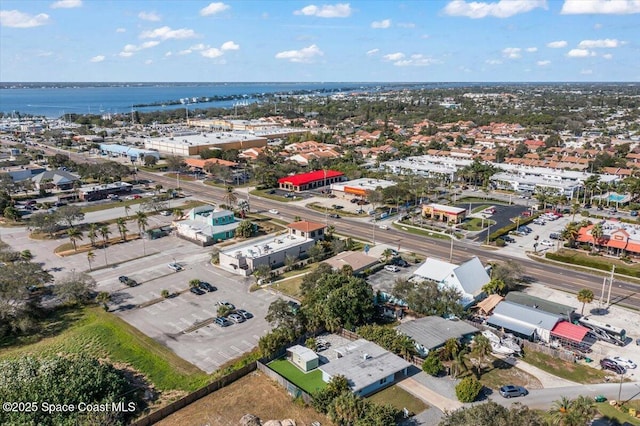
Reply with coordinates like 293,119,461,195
487,215,537,242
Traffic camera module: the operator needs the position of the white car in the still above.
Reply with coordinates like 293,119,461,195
539,239,554,247
612,356,637,369
168,262,183,272
384,265,400,272
378,224,389,230
268,209,279,214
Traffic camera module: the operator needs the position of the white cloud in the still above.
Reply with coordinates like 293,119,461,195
443,0,547,18
201,47,223,58
275,44,324,63
567,48,593,57
118,41,159,57
602,53,613,59
200,2,230,16
578,38,621,48
294,3,352,18
371,19,391,29
50,0,82,9
164,51,172,57
145,59,153,65
383,52,405,61
393,54,439,67
485,59,502,65
561,0,640,14
502,47,522,58
138,11,161,21
221,40,239,50
0,10,50,28
537,60,551,66
526,47,538,52
580,69,593,74
366,48,379,56
90,55,105,63
547,40,567,48
178,49,192,55
140,26,197,40
116,27,126,33
36,51,53,57
189,43,207,51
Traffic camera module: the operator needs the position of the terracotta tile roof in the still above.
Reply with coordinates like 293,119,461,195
287,221,326,233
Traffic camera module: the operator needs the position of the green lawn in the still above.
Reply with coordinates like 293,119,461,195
250,189,302,202
394,222,452,240
463,217,495,231
0,307,211,392
596,401,640,425
367,385,427,414
268,358,326,394
522,350,609,384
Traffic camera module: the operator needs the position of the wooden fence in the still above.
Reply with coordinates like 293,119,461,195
256,361,315,405
131,363,256,426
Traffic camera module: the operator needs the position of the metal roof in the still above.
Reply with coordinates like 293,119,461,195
396,316,478,350
490,300,562,332
505,291,575,319
486,315,536,337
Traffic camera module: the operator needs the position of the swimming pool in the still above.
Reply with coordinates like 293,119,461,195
608,193,626,202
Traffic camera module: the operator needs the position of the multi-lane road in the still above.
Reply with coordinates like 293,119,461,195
36,144,639,311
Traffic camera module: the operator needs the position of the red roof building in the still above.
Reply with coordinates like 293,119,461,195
277,170,344,192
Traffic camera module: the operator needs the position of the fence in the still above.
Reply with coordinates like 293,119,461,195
256,361,315,405
131,363,256,426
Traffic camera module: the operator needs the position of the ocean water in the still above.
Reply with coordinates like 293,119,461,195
0,82,402,118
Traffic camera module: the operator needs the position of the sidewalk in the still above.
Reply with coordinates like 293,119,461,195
398,377,463,412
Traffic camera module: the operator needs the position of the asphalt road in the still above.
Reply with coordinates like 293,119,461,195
46,146,640,311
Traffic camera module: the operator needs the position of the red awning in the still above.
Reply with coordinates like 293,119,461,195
551,321,589,343
606,239,627,249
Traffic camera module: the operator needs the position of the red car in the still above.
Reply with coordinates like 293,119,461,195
521,211,531,217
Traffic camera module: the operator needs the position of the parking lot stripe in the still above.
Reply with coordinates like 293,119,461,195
218,350,231,359
242,340,254,349
230,345,243,354
168,323,182,332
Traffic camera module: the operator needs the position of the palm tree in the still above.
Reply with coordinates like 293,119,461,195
116,217,128,241
67,227,83,251
87,223,98,247
223,186,237,208
548,396,573,426
96,291,110,311
124,204,131,218
482,278,506,295
20,249,33,262
382,248,394,263
577,288,594,315
99,225,111,246
172,208,184,220
87,250,95,271
471,334,492,378
562,222,580,248
135,211,149,255
590,223,604,251
450,348,470,378
548,396,596,426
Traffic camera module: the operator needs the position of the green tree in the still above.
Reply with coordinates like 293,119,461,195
590,223,603,250
561,222,580,248
313,375,350,414
67,227,83,251
54,270,96,305
116,217,128,241
223,186,237,208
328,391,367,425
253,263,272,284
96,291,110,311
422,352,444,376
3,205,20,221
470,334,492,377
86,250,95,271
482,278,507,296
439,401,545,426
576,288,594,315
455,376,483,403
87,223,98,247
235,220,254,238
99,225,111,247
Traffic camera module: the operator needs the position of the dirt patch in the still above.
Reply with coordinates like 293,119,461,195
155,370,332,426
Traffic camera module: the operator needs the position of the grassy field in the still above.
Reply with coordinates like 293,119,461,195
0,307,211,392
268,358,326,394
367,385,428,414
522,350,609,384
477,357,542,390
394,222,453,240
463,217,495,231
272,276,305,298
596,401,640,425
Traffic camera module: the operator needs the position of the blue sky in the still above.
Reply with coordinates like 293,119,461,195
1,0,639,82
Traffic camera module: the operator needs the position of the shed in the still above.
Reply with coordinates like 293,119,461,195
286,345,319,372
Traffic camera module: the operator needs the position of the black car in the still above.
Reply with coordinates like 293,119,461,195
214,317,232,327
329,213,340,219
198,281,217,292
499,385,528,398
601,358,626,374
118,276,138,287
190,287,205,296
502,236,516,243
119,276,129,284
393,258,410,267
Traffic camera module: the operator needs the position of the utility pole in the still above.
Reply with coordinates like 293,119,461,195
606,265,615,307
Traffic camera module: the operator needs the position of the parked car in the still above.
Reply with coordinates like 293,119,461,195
217,301,236,310
393,258,410,267
612,356,637,369
384,265,400,272
190,287,205,296
160,210,171,216
168,262,183,272
236,309,253,319
539,239,554,247
228,313,245,323
214,317,232,327
631,211,638,217
601,358,626,374
198,281,217,292
268,209,279,214
499,385,528,398
549,232,561,240
118,276,138,286
502,236,516,243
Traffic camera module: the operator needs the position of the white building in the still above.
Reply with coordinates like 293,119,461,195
330,178,396,199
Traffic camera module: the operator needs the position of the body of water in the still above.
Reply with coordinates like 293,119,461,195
0,82,418,118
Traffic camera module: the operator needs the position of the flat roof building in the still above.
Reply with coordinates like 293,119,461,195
330,178,396,198
422,203,467,224
144,131,267,156
278,170,344,192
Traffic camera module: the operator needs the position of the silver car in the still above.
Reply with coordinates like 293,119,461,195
228,313,245,323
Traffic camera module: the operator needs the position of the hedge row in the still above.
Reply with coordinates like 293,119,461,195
545,251,640,278
488,214,538,242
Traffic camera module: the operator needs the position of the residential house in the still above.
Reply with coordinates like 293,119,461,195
396,316,478,357
174,205,240,246
412,257,490,307
31,169,80,191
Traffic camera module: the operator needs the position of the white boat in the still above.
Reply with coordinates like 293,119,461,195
482,330,501,345
501,337,522,354
491,341,515,355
